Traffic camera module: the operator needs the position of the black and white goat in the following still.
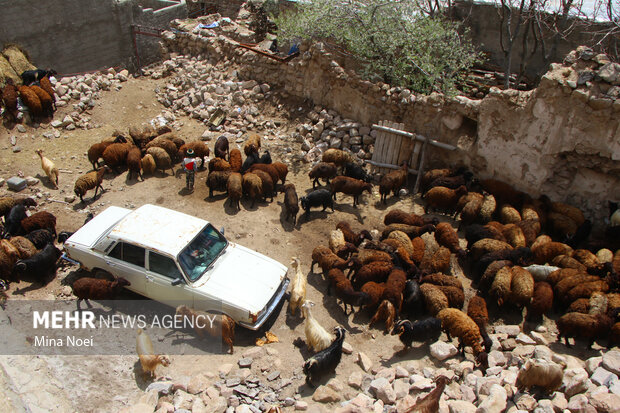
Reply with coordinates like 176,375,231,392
302,326,346,387
392,318,442,349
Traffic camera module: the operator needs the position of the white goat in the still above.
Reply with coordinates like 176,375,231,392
35,149,58,189
288,257,307,317
302,300,333,352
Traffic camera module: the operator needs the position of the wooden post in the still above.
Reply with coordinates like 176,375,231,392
413,137,429,195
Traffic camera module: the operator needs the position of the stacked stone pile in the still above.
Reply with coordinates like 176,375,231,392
124,329,620,413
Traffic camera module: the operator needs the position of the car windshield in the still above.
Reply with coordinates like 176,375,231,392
178,224,228,282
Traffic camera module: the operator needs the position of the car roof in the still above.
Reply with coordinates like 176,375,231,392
109,204,208,257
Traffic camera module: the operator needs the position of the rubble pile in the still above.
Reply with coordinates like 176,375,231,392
125,331,620,413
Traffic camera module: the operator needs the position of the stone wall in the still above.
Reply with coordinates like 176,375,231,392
0,0,186,75
160,22,620,224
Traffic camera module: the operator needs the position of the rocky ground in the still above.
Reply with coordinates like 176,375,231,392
0,58,619,413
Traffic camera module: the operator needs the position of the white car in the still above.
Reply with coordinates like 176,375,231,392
62,204,289,330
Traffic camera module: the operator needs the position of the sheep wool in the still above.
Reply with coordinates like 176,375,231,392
420,283,449,316
490,266,513,306
18,85,42,118
140,154,156,175
229,148,242,172
437,308,484,356
516,359,564,394
302,301,333,352
469,238,513,261
510,266,534,307
146,147,174,175
226,172,243,210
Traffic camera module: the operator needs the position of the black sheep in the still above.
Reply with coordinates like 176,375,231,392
465,224,499,248
392,318,442,349
300,189,334,218
13,244,61,282
57,231,74,243
402,279,424,316
214,135,229,160
240,151,259,173
21,68,57,86
303,326,346,387
565,219,592,248
475,247,533,279
258,150,272,164
344,162,371,183
5,204,27,236
24,229,55,249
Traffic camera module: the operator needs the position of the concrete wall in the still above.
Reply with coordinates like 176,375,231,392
0,0,186,75
161,24,620,224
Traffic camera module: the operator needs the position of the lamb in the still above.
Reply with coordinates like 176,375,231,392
526,281,554,322
517,219,541,246
39,76,56,110
270,161,288,184
382,268,408,312
309,162,338,188
464,224,505,248
18,85,42,119
243,133,261,156
302,326,345,387
572,249,601,272
437,308,486,359
420,283,449,315
206,171,232,198
300,189,334,218
348,249,393,274
146,147,174,175
136,328,170,379
457,192,484,227
74,167,109,202
102,142,131,173
424,185,468,214
288,257,307,317
214,135,230,159
392,318,442,349
546,267,582,286
87,138,120,170
13,243,61,282
421,168,455,190
29,85,53,117
35,149,58,189
360,281,386,310
282,183,299,225
344,162,371,183
379,162,408,204
226,172,243,210
516,359,564,394
336,221,372,246
565,280,609,304
556,312,612,347
208,157,232,173
551,254,587,272
71,276,131,309
229,148,242,172
301,300,333,352
242,172,262,208
420,273,463,289
510,266,535,307
321,148,353,168
330,176,372,207
23,229,55,249
311,246,349,274
478,260,512,291
434,222,466,258
140,154,156,176
369,299,397,332
381,223,436,240
384,209,437,227
175,305,236,354
20,211,57,236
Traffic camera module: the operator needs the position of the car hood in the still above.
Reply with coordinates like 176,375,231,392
192,243,288,313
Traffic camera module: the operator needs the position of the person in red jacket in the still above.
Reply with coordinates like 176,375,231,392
183,148,196,192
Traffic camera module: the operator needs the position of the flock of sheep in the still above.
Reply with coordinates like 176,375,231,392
1,69,58,122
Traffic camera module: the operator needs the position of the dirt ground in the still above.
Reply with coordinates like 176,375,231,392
0,75,604,412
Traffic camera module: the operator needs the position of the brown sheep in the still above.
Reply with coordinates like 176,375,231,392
311,246,349,274
140,154,156,176
516,359,564,394
531,234,553,251
71,276,131,309
145,138,178,161
420,246,451,275
208,157,232,173
229,148,242,172
321,148,353,167
243,133,261,156
126,146,143,181
251,169,275,201
459,193,485,227
39,76,56,110
74,167,109,202
516,219,542,246
102,143,131,173
551,255,587,272
526,281,554,322
330,176,372,207
175,305,236,354
247,164,279,189
467,296,489,328
499,204,522,224
547,212,579,239
271,161,288,184
384,209,437,227
567,298,590,314
572,249,601,272
336,221,372,246
479,260,512,292
410,237,426,264
206,171,232,198
565,280,609,305
550,202,585,227
434,222,466,258
421,168,452,190
424,185,467,214
352,261,393,288
369,299,397,332
556,312,612,347
361,281,386,310
502,224,527,248
555,274,600,298
242,172,262,208
387,230,414,258
510,266,534,307
29,85,53,117
478,192,497,224
1,79,18,121
382,223,435,240
437,285,465,309
327,268,369,315
178,141,210,165
469,238,513,261
348,249,392,273
420,283,449,315
146,147,174,175
226,172,243,210
87,141,113,170
533,241,573,264
18,85,42,119
479,179,527,208
490,266,513,306
382,268,407,312
20,211,57,236
309,162,338,188
0,196,37,218
420,273,463,289
8,236,37,259
282,183,299,225
546,267,581,286
437,308,485,358
379,162,408,204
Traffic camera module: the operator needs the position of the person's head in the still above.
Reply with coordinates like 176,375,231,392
187,148,195,157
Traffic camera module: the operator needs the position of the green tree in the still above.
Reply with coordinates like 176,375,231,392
274,0,481,95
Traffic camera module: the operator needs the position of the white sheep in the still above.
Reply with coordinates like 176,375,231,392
588,291,608,316
523,264,560,282
288,257,307,317
302,300,333,352
35,149,58,189
516,359,564,394
329,229,346,253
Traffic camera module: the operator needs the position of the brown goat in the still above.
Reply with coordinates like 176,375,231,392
175,305,236,354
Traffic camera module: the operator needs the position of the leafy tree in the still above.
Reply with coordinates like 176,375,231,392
273,0,481,95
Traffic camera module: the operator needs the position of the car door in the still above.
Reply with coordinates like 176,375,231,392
145,250,195,307
105,242,147,295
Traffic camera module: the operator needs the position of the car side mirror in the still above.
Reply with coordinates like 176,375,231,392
171,277,184,286
219,226,225,235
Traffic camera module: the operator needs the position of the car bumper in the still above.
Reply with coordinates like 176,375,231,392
238,277,289,330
